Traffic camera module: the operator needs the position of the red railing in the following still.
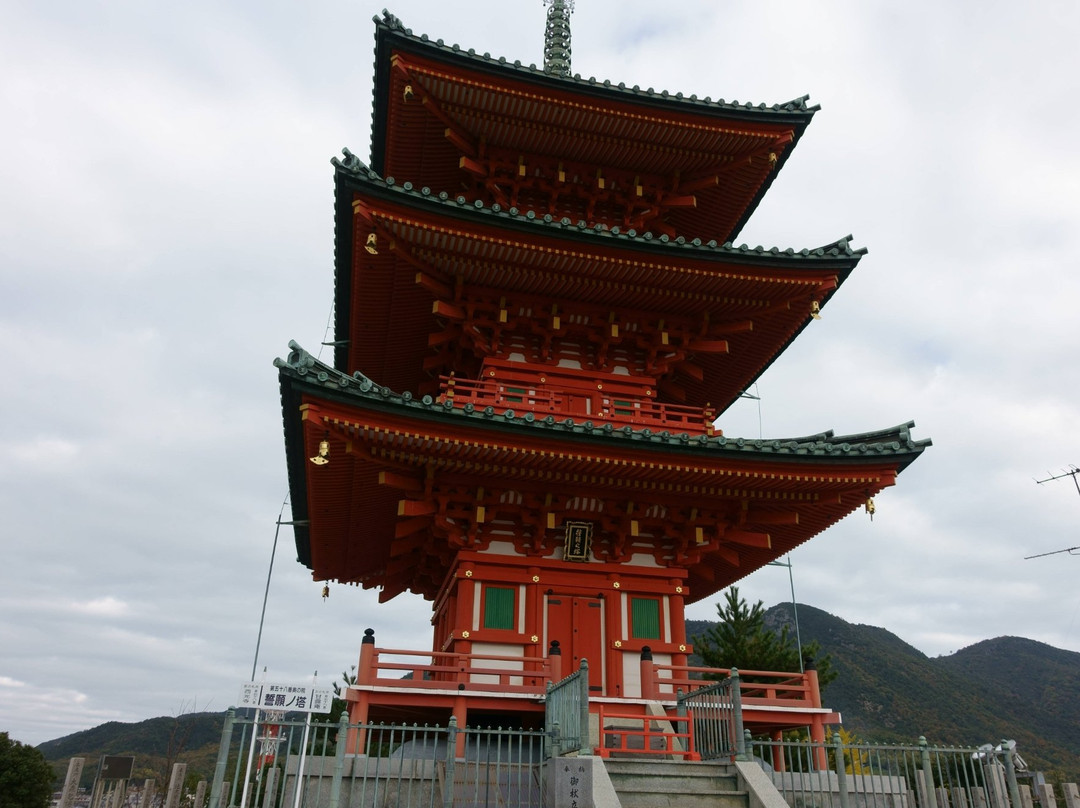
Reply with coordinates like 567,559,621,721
594,704,699,760
438,375,719,436
356,644,552,695
644,663,822,709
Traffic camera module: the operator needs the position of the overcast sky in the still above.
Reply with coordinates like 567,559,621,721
3,0,1079,747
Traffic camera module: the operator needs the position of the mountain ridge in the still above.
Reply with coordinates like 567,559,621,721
694,603,1079,780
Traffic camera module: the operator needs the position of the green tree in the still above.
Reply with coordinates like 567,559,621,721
694,586,836,688
0,732,55,808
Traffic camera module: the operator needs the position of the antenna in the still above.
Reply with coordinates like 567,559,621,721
1035,464,1080,496
1024,546,1080,560
542,0,575,77
1026,465,1080,560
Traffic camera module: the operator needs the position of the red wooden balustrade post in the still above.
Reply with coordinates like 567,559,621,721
347,628,378,753
548,640,562,682
805,666,828,769
639,646,656,700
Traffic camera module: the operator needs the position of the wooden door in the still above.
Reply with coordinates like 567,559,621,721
547,594,604,692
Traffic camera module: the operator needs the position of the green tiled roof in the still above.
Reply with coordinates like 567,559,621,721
277,341,930,465
334,149,866,262
374,10,819,119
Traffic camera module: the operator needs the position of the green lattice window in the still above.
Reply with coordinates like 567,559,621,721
631,597,661,640
483,586,516,630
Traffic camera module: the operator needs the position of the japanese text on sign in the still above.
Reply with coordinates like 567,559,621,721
237,682,334,713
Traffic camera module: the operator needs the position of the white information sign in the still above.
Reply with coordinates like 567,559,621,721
238,682,334,713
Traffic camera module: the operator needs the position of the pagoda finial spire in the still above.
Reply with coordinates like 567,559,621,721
542,0,575,77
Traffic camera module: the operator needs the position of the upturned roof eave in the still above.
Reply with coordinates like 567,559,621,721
330,158,864,378
369,11,818,180
281,342,930,468
278,342,929,584
335,155,864,266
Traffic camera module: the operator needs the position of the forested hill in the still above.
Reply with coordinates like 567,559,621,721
36,713,225,789
689,603,1080,781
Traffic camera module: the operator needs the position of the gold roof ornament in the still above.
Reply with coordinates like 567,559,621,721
310,436,330,466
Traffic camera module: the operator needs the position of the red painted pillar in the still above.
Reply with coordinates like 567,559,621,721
639,646,656,700
806,668,822,708
548,639,563,683
805,667,828,768
347,628,377,753
771,730,786,772
452,695,467,757
810,716,828,770
357,628,376,684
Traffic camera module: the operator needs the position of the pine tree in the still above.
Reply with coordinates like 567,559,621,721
694,586,836,688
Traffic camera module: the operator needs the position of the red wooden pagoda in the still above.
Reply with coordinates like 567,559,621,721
276,7,928,744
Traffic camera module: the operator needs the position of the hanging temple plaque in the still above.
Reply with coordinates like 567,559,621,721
563,521,593,562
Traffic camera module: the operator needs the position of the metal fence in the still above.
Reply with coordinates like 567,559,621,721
544,659,590,757
209,712,548,808
751,734,1024,808
676,669,745,761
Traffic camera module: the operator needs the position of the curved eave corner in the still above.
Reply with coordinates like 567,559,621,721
277,341,931,471
368,10,817,203
278,353,314,570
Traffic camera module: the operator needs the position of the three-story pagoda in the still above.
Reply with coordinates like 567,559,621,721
276,6,928,739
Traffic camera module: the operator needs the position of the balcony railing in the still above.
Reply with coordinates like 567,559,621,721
437,375,719,436
644,661,822,709
355,641,552,695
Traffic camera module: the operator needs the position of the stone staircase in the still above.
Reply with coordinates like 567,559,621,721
602,759,750,808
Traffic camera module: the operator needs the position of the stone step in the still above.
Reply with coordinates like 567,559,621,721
606,768,740,791
602,759,748,808
612,785,749,808
603,759,737,778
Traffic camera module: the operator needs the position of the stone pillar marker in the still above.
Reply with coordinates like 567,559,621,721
194,780,208,808
260,770,277,808
1018,785,1034,808
140,780,156,808
1061,783,1079,808
111,780,128,808
59,758,85,808
1037,784,1059,808
164,763,188,808
554,759,593,808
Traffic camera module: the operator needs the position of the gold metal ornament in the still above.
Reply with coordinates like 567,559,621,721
310,438,330,465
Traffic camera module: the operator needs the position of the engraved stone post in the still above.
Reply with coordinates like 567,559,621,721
140,780,156,808
259,769,276,808
163,764,187,808
1018,785,1034,808
59,758,85,808
1062,783,1080,808
1037,784,1059,808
